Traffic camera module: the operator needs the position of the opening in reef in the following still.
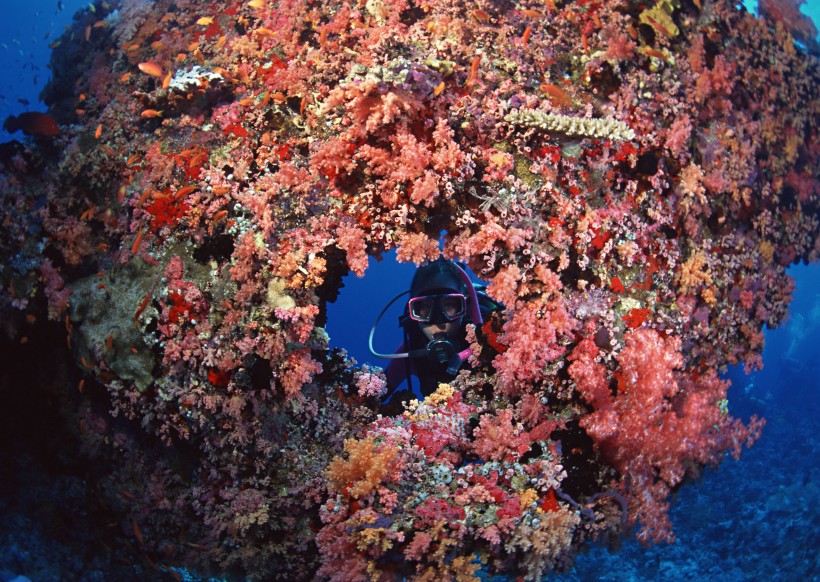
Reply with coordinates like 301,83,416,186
325,249,495,401
325,249,416,368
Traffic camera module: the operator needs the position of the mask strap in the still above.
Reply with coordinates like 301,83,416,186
450,262,483,325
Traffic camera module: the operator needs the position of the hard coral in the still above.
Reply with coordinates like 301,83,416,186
0,0,816,579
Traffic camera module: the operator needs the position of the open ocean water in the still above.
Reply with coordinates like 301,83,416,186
0,0,817,580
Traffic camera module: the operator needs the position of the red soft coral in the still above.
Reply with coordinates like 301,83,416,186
570,329,763,543
471,408,532,462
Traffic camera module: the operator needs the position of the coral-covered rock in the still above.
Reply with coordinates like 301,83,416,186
0,0,816,579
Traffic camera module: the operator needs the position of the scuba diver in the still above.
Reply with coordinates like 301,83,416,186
369,258,503,414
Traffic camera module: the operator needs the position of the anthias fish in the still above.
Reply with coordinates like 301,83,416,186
3,112,60,137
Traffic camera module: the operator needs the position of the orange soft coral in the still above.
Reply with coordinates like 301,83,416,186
326,436,400,499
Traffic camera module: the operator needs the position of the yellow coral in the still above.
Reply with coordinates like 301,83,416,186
325,436,398,499
677,250,713,293
507,506,581,580
759,240,775,264
404,383,455,421
428,383,455,405
639,0,680,38
354,527,394,553
701,285,718,307
519,488,539,509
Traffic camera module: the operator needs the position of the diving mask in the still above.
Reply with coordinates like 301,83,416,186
407,293,467,323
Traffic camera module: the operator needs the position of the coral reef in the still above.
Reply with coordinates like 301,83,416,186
0,0,817,579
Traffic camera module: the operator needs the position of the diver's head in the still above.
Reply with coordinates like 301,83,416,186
407,259,469,342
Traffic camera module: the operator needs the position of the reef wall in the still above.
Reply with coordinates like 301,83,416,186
0,0,817,579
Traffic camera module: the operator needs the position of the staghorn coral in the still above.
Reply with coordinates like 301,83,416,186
0,0,817,579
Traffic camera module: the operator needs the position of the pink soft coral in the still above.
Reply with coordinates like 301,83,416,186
471,408,532,462
570,330,763,542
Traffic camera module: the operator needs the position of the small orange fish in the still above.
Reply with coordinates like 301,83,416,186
131,229,143,255
248,0,265,8
162,72,172,89
175,185,197,199
188,151,208,168
433,81,445,96
521,26,532,46
80,205,96,221
138,61,163,78
94,124,102,139
644,15,672,37
471,8,491,22
642,47,668,61
465,56,481,87
134,290,151,324
140,109,164,118
119,71,132,83
539,83,573,108
196,16,214,25
131,517,145,546
137,189,153,206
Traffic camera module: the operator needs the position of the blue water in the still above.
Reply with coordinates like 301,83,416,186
0,0,89,143
0,0,817,580
326,250,418,368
